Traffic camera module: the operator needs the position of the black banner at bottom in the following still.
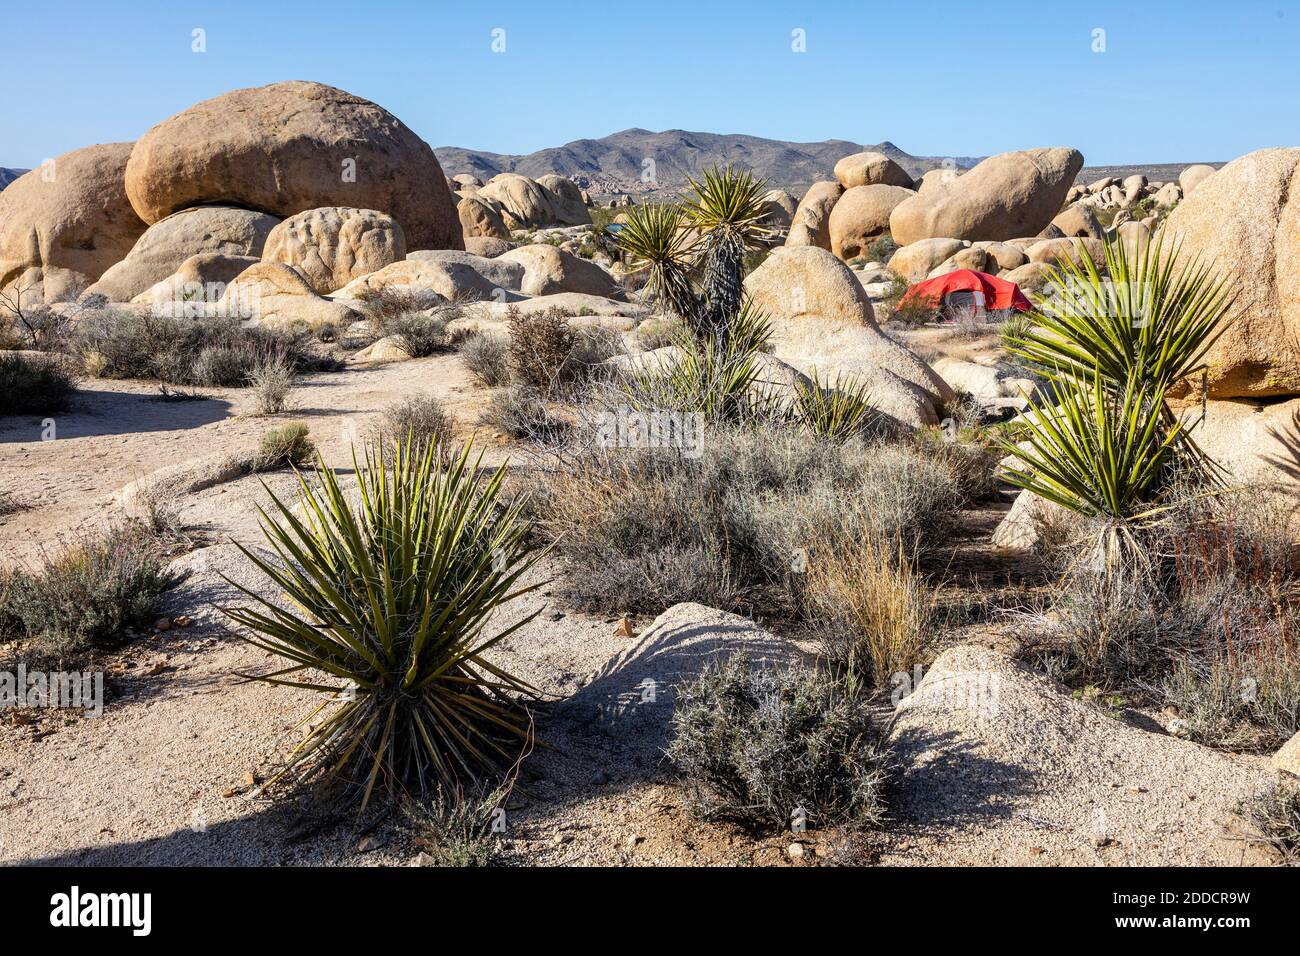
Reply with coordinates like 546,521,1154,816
0,865,1288,941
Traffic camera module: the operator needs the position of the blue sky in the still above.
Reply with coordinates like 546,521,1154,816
2,0,1297,168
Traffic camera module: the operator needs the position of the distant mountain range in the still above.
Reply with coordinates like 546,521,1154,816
0,168,28,190
435,128,982,196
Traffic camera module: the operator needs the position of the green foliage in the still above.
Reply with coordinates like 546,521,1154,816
1015,233,1234,395
999,368,1182,572
222,439,544,808
622,303,773,423
613,201,701,328
685,166,774,343
794,371,877,443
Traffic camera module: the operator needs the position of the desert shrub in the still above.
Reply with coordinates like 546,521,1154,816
404,786,510,867
71,311,323,386
508,309,575,387
620,303,774,423
886,283,938,327
485,386,571,445
863,235,898,263
355,286,443,322
1021,486,1300,750
254,422,314,471
379,311,452,358
530,427,961,627
460,333,511,387
0,352,75,415
0,522,173,663
247,356,295,415
912,426,1002,503
370,393,453,457
222,439,542,808
667,654,891,833
1238,784,1300,865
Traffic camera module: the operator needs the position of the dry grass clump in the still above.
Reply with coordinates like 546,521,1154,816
247,356,295,415
667,653,892,833
0,522,175,666
803,525,935,688
253,422,315,471
0,351,76,415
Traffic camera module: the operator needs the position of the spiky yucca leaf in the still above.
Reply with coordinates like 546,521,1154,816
613,201,702,333
623,303,774,422
1017,232,1235,394
795,371,876,442
685,166,774,343
998,366,1183,573
1016,232,1235,482
221,437,545,809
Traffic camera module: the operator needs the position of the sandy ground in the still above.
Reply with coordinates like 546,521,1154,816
0,348,1290,867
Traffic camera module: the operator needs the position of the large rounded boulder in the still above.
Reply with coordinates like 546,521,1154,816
828,184,914,260
535,174,591,226
85,206,279,302
1162,147,1300,398
262,207,405,295
758,189,798,231
833,151,913,190
498,244,627,299
478,173,555,230
784,181,843,250
889,148,1084,245
457,195,512,240
0,143,147,302
124,81,462,251
743,246,955,428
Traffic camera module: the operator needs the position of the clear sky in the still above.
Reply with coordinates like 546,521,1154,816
2,0,1297,168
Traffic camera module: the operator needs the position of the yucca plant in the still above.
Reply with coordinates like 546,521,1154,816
1014,233,1235,478
623,302,773,422
222,437,545,809
685,166,774,344
614,201,702,334
795,371,876,442
999,365,1184,576
1018,233,1234,392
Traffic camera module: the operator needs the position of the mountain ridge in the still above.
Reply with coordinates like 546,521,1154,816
434,128,981,195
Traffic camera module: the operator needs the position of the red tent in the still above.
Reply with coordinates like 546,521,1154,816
899,269,1032,313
